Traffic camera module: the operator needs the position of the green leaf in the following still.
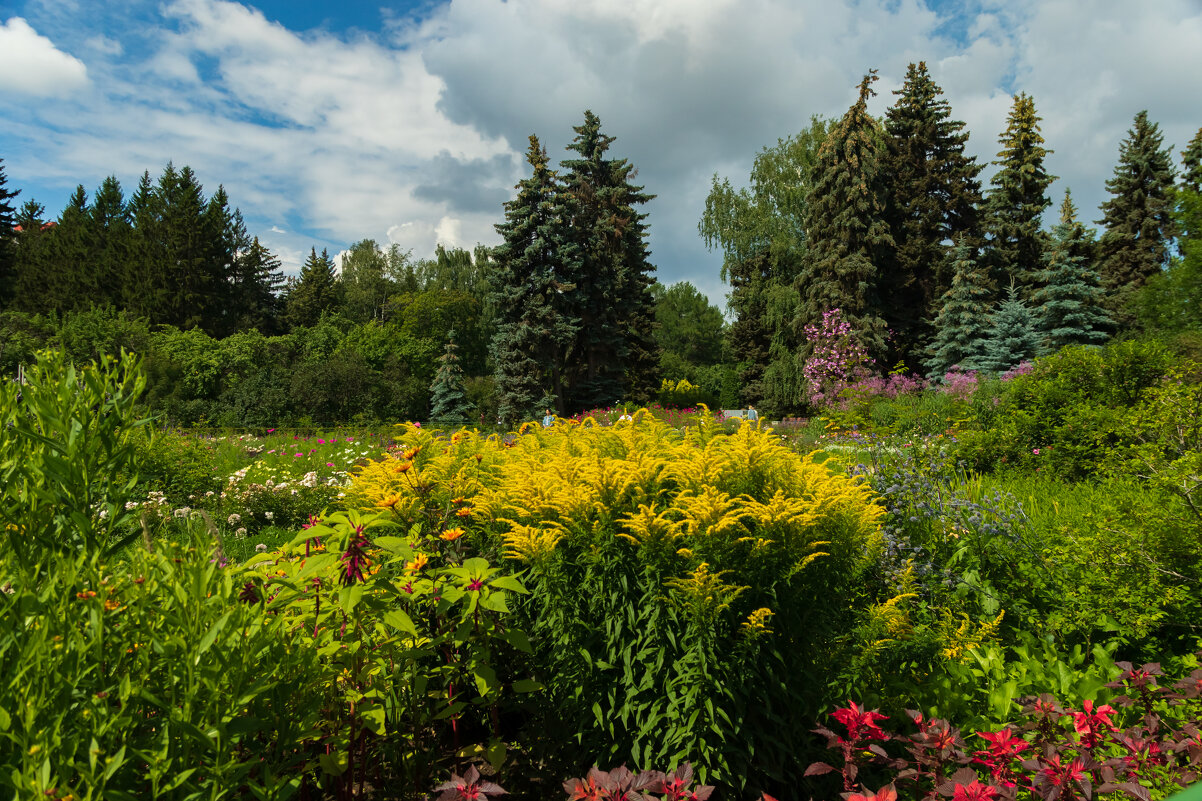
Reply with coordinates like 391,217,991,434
511,679,544,693
473,664,499,696
489,575,528,594
197,611,231,657
383,608,418,635
360,704,387,736
503,629,532,653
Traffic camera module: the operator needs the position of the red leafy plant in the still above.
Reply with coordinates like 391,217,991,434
561,763,714,801
435,765,507,801
805,654,1202,801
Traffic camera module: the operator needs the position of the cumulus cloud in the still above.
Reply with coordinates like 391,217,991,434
0,17,89,96
1,0,1200,305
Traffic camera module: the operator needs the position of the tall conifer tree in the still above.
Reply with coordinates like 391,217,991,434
983,285,1040,372
561,110,659,407
797,71,892,361
1096,111,1178,326
983,93,1055,296
429,330,472,425
490,136,581,423
286,247,339,328
925,242,994,378
0,159,20,308
882,62,984,367
1033,193,1111,353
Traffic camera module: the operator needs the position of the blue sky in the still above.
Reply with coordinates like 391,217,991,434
2,0,1201,308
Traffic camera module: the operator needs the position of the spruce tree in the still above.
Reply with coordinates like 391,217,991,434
0,159,19,308
429,330,472,425
983,285,1040,372
1182,127,1202,194
87,176,132,309
796,71,892,362
230,236,285,333
925,242,995,378
490,135,581,423
1096,111,1178,326
561,110,659,408
286,247,340,328
11,201,52,315
1032,193,1111,353
882,62,984,367
983,93,1055,296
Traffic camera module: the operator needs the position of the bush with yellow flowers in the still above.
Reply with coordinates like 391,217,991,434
348,410,886,796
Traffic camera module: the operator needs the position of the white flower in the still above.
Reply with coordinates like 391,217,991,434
264,511,274,521
227,514,241,525
235,527,247,538
255,543,268,552
173,507,191,519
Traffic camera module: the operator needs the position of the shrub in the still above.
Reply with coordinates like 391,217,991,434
348,414,886,795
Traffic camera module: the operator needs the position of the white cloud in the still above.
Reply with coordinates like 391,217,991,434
2,0,1201,309
0,17,88,96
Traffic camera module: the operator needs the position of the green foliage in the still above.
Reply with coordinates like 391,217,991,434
561,110,660,407
1098,111,1178,327
490,135,581,422
700,117,832,412
429,332,472,424
983,92,1055,295
285,247,340,329
881,61,985,368
1033,199,1112,354
983,285,1040,372
0,349,149,565
953,338,1175,478
797,72,892,361
925,243,995,378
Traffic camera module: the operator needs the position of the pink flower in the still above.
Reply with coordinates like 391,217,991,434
1032,448,1040,455
295,452,303,457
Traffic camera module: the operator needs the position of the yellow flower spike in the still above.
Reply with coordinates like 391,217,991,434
742,607,774,636
501,520,564,561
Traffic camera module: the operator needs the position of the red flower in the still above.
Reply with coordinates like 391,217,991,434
952,781,999,801
832,701,891,743
1070,699,1117,748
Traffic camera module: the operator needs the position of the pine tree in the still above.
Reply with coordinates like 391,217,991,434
983,93,1056,296
881,62,984,367
87,176,132,309
983,285,1040,372
561,110,659,408
230,236,285,333
429,330,472,425
1096,111,1178,327
796,71,893,362
925,242,995,378
490,135,581,423
286,247,340,328
11,200,52,315
1032,193,1111,353
0,159,20,308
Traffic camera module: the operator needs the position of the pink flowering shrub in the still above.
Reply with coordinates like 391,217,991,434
939,366,981,401
804,309,877,408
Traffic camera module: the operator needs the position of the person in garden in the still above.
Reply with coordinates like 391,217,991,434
543,408,554,427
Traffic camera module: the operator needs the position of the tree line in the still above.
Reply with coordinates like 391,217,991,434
702,63,1202,413
2,75,1199,423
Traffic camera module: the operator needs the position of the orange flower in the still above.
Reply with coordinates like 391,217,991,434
103,598,122,612
440,528,465,542
377,494,402,509
455,507,472,518
404,553,430,573
395,462,412,474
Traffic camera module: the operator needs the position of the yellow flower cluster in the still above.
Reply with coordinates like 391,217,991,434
348,412,886,630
